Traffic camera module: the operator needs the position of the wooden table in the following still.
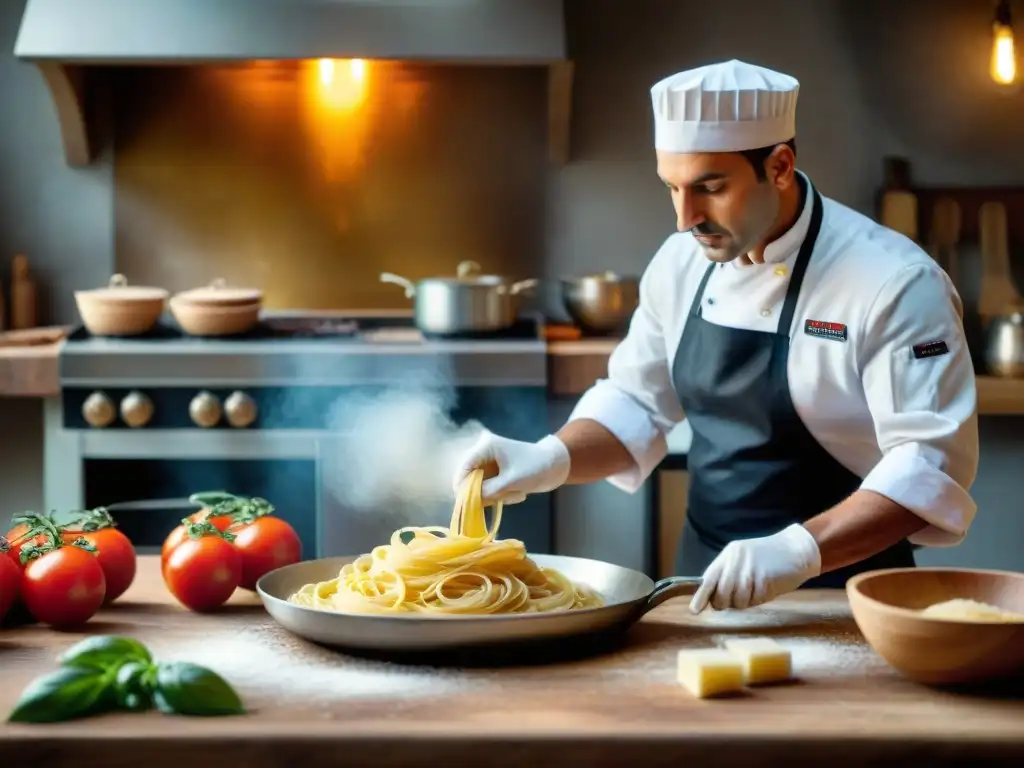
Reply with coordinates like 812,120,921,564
2,556,1023,767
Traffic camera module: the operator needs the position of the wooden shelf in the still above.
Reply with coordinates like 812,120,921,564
908,186,1024,246
976,375,1024,415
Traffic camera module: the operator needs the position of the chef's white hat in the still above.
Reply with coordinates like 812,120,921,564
651,59,799,153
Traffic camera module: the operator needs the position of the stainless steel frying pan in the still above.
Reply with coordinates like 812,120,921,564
255,554,701,652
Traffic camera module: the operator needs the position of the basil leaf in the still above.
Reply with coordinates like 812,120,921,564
153,661,245,716
7,667,116,723
114,661,153,711
58,635,152,672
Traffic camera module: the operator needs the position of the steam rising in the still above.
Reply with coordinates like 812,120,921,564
321,369,485,524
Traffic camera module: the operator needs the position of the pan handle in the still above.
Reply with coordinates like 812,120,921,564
641,576,703,616
380,272,416,299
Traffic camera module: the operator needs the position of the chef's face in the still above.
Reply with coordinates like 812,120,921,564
657,145,795,263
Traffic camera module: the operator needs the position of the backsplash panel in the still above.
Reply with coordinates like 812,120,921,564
112,62,548,309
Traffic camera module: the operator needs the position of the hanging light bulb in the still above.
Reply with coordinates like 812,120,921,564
991,0,1017,85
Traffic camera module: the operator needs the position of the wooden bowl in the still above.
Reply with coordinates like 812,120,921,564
169,296,261,337
173,278,264,308
74,274,168,336
847,567,1024,685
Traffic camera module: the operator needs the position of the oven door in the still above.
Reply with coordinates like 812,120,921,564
58,427,323,557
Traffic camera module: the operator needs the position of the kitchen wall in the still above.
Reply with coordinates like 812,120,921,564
112,62,547,309
1,0,1023,569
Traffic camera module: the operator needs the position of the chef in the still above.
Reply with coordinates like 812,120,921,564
452,59,979,613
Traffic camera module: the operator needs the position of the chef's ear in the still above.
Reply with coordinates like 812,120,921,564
765,141,796,190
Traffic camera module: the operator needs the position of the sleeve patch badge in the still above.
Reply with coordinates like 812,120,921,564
804,319,848,342
912,340,949,359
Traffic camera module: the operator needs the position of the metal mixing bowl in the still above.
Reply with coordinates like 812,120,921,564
560,271,640,333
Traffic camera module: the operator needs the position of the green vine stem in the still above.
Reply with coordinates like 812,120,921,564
182,518,236,544
8,512,65,546
19,531,97,565
63,507,118,532
187,491,275,528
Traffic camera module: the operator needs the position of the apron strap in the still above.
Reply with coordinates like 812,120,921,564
687,181,824,330
775,187,824,338
690,263,717,319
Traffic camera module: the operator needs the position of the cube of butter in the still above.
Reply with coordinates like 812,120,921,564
676,648,745,698
722,637,791,685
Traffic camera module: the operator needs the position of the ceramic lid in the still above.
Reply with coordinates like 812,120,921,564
175,278,263,305
78,274,169,301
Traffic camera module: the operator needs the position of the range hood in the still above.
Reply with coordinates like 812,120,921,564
13,0,573,166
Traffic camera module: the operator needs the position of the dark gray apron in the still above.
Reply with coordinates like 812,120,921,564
671,182,915,588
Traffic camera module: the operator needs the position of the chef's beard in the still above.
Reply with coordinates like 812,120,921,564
693,185,781,264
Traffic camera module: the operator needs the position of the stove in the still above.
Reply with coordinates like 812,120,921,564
60,312,547,390
46,310,554,561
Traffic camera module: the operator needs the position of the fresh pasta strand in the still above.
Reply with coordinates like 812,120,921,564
288,469,604,615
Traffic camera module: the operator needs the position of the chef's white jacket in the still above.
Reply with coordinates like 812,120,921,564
568,176,980,547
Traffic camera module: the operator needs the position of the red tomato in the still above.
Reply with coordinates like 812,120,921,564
67,528,136,603
163,536,241,612
161,509,233,566
0,547,20,622
4,523,46,570
232,516,302,590
21,545,106,627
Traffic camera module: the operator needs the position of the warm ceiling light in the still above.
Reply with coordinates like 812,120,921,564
991,0,1017,85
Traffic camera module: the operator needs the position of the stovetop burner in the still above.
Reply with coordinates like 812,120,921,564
64,313,544,343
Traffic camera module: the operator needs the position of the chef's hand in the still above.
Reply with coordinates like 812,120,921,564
452,431,570,505
690,524,821,613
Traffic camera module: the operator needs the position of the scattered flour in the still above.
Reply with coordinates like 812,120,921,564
150,622,485,702
774,636,886,676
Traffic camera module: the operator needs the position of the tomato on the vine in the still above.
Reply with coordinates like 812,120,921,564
163,521,241,612
21,536,106,627
232,516,302,590
4,517,49,570
161,499,234,569
62,507,137,603
0,536,21,623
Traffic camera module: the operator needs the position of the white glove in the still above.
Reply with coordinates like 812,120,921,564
452,431,571,505
689,524,821,613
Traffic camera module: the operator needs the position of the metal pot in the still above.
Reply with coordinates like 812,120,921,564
561,271,640,334
380,260,537,336
984,311,1024,377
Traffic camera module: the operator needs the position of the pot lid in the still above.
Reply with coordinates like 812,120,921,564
78,273,169,301
431,260,508,285
175,278,263,305
568,270,637,283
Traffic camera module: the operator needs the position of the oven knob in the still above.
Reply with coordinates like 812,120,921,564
224,390,257,428
82,391,116,428
189,391,222,428
120,390,154,428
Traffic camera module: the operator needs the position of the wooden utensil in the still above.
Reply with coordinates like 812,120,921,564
847,567,1024,685
928,197,961,285
880,188,919,241
10,253,37,330
978,200,1023,325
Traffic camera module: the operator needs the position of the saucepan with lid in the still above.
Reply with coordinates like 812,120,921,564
256,554,701,653
380,260,538,336
169,278,264,336
74,273,169,336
